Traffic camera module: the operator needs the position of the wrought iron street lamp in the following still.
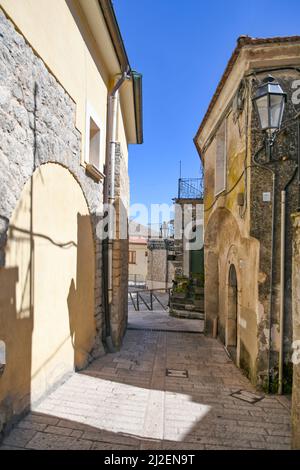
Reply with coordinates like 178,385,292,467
253,75,287,158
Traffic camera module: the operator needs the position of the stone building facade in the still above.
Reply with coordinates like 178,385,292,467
0,0,142,438
146,239,175,290
194,36,300,392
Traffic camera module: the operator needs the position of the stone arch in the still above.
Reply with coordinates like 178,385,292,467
204,208,242,341
0,162,100,424
0,14,105,433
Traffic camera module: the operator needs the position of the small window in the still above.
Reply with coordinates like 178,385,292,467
215,119,227,195
89,117,101,168
85,104,102,170
129,251,136,264
0,340,6,376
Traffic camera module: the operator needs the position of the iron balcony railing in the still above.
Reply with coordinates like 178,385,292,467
178,178,204,199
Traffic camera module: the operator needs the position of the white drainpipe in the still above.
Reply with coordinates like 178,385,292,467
104,71,129,351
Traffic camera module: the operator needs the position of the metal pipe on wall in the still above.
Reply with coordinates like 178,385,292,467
278,190,286,395
278,165,298,394
252,147,276,392
103,71,129,352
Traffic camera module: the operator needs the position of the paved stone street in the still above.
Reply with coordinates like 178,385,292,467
128,306,204,333
0,312,291,450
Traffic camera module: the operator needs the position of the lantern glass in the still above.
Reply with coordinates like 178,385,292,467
255,95,269,130
253,76,286,133
270,93,285,129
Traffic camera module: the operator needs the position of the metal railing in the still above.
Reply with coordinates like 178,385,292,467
178,178,204,199
128,274,146,287
128,288,171,311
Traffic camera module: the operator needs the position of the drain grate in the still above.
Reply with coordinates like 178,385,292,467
166,368,188,378
230,389,264,404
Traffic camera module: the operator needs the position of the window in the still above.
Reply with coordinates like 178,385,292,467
129,251,136,264
89,117,100,168
85,103,102,170
215,119,227,195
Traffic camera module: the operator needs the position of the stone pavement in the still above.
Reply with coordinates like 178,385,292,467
0,314,291,450
128,307,204,333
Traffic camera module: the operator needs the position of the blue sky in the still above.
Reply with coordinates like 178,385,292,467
113,0,300,223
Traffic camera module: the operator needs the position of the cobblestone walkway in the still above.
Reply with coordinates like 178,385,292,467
0,321,291,450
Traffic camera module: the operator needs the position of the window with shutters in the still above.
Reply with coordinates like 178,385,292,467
214,119,227,195
129,251,136,264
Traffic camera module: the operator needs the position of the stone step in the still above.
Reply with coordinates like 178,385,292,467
169,308,205,320
170,299,204,311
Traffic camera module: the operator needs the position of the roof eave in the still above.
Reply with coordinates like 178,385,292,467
98,0,143,144
98,0,130,73
132,71,143,144
194,35,300,158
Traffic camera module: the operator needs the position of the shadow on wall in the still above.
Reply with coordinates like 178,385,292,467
0,73,97,439
0,191,95,438
68,213,96,371
0,265,33,432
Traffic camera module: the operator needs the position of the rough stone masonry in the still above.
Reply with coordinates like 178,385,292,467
0,8,107,433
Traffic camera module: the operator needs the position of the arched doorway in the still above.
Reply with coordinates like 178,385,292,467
227,264,238,363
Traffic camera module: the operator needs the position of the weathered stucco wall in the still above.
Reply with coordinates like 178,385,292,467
203,81,260,382
292,213,300,449
203,65,300,389
0,10,105,435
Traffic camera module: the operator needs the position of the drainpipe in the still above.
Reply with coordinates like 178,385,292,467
278,190,286,395
278,166,298,394
103,70,130,352
253,147,275,392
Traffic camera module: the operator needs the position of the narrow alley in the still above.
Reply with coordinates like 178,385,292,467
0,307,291,450
1,0,300,456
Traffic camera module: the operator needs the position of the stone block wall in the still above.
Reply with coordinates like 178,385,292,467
110,144,129,347
0,8,105,434
147,240,175,290
250,71,300,389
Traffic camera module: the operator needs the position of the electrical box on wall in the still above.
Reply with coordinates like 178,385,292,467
263,192,271,202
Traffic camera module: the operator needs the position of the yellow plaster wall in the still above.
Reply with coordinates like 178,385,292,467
204,104,250,238
203,98,260,380
0,163,95,410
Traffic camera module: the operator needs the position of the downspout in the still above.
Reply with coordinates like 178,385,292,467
278,166,298,394
278,189,286,395
103,70,130,352
252,148,275,392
